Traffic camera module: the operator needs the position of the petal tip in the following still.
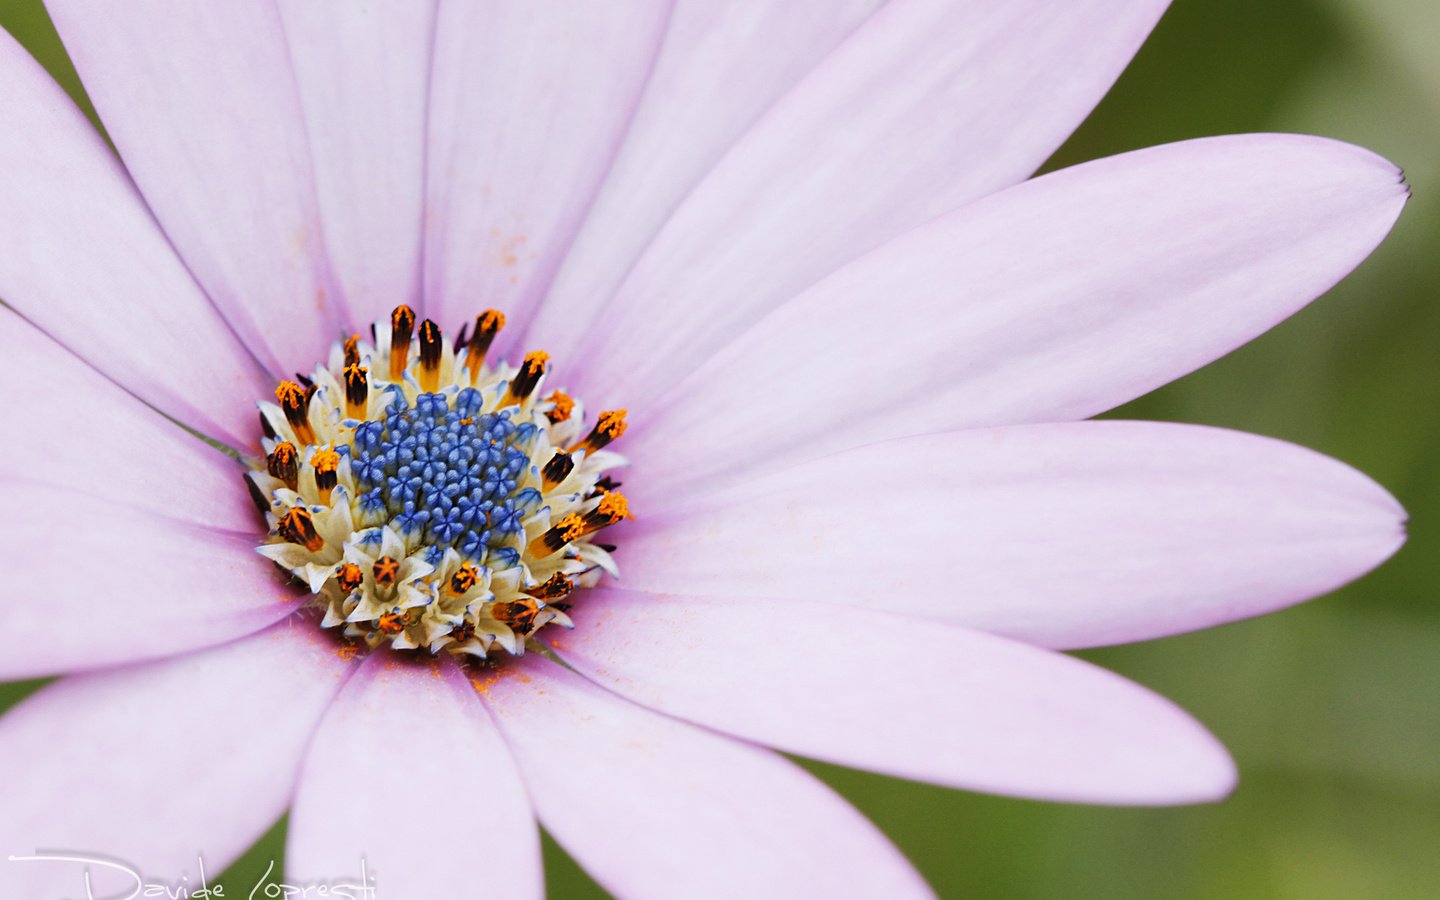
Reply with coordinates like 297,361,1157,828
1181,741,1240,806
1129,719,1239,808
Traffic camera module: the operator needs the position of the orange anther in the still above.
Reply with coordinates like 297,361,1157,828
275,380,316,446
267,442,299,490
492,598,540,634
529,573,573,600
465,310,506,385
572,409,628,454
545,391,575,424
311,446,341,503
312,447,340,474
372,555,400,587
336,562,364,593
448,564,480,596
418,319,443,392
595,491,631,525
343,364,368,420
389,305,416,380
502,351,549,406
277,507,323,552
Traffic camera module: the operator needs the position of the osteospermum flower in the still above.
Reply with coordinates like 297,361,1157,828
0,2,1409,897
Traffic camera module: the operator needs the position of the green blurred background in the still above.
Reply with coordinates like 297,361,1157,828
2,0,1436,896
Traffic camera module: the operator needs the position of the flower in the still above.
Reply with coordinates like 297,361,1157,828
0,2,1409,898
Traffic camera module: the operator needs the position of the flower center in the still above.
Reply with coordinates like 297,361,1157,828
247,306,630,657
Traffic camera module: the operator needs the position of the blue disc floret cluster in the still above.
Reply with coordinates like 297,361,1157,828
251,305,634,657
350,387,542,565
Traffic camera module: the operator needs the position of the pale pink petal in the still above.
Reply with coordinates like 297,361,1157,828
547,0,1171,405
289,652,541,899
423,0,672,333
627,135,1408,495
3,310,252,526
47,1,344,374
552,591,1236,805
278,0,435,325
0,28,268,446
620,422,1405,648
477,655,932,899
519,0,884,352
0,481,300,679
0,622,353,899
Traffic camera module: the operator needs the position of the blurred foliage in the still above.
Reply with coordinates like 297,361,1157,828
0,0,1435,897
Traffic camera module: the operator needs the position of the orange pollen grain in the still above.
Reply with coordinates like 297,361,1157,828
557,513,587,542
573,408,628,453
502,350,550,406
546,391,575,423
390,304,416,332
449,564,479,595
596,492,631,524
597,409,628,438
378,612,405,635
312,447,340,474
336,563,364,593
274,380,305,407
531,572,572,600
372,556,400,587
311,446,341,502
